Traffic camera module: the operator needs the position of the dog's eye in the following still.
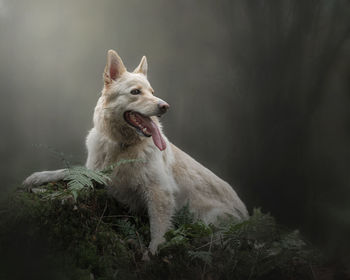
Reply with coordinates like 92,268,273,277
130,89,141,95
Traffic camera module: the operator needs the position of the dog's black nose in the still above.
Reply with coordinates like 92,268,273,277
158,101,170,114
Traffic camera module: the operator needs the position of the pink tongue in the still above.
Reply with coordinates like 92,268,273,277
149,121,166,151
137,114,166,151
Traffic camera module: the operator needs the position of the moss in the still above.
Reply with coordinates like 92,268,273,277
0,183,323,280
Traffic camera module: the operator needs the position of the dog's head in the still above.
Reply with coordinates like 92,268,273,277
94,50,169,151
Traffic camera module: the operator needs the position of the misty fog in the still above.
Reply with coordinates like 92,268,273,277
0,0,349,264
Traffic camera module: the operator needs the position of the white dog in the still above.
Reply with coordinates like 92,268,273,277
23,50,248,254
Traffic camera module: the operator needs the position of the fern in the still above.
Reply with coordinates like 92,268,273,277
62,159,144,201
36,159,142,202
171,203,195,227
64,166,111,200
65,166,110,188
114,219,138,239
188,250,212,265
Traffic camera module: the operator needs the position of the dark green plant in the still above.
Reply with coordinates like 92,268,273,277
31,160,142,202
64,165,111,200
0,170,323,280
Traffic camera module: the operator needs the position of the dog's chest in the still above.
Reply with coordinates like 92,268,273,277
106,143,162,212
87,130,171,211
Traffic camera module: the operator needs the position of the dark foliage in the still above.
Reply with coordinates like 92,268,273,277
0,181,324,280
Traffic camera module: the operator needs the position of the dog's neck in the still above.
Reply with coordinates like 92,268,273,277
117,124,142,147
102,121,142,147
93,100,139,145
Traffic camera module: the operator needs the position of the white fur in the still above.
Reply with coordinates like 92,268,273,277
23,50,248,254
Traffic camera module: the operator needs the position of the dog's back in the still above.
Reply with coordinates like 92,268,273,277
170,144,248,222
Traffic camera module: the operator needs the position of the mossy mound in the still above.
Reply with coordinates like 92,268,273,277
0,182,322,280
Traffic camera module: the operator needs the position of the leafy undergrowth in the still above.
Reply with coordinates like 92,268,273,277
0,180,323,280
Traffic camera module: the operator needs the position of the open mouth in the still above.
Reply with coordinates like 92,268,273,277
123,111,166,151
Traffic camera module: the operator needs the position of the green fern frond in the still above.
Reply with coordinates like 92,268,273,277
63,166,111,201
115,219,137,239
188,250,212,265
62,159,142,201
65,167,108,187
172,203,195,227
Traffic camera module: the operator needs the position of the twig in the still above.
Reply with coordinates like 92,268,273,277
201,233,213,280
95,201,108,233
103,214,136,219
247,244,262,280
135,230,144,251
309,264,316,280
194,236,223,251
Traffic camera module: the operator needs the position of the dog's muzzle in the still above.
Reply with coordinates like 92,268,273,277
157,100,170,116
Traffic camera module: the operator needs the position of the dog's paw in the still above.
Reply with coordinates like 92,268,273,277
148,236,165,255
141,250,151,262
22,171,50,190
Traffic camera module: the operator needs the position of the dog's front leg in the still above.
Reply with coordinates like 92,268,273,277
23,169,67,190
146,185,175,255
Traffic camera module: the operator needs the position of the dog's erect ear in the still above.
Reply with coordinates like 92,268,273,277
133,56,148,76
104,50,126,85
